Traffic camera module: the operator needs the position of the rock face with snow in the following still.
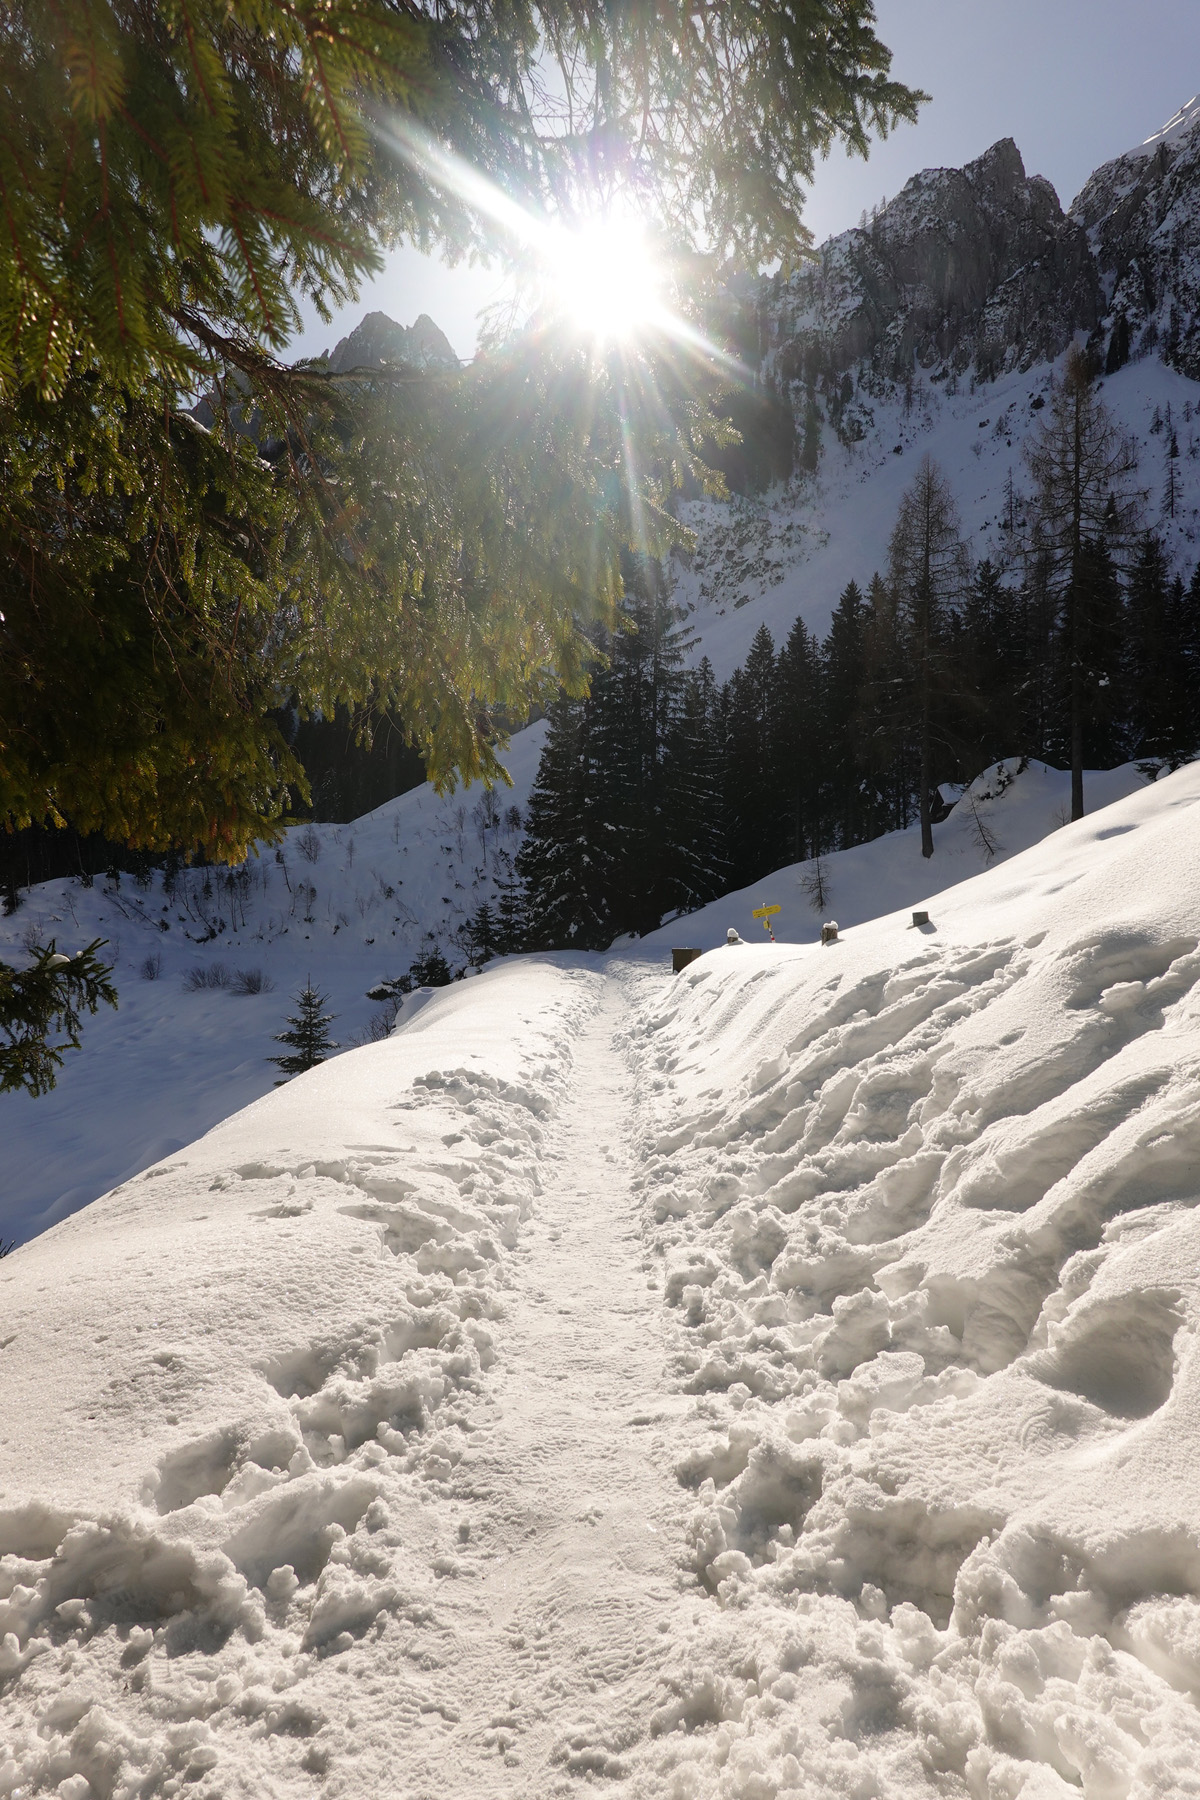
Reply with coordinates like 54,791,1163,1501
1072,96,1200,378
767,138,1101,382
763,102,1200,389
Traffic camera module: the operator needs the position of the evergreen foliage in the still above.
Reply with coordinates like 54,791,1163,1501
0,0,921,866
0,940,117,1097
270,980,337,1079
515,511,1200,951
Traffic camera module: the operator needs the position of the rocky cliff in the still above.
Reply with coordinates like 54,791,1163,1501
760,102,1200,390
1072,96,1200,379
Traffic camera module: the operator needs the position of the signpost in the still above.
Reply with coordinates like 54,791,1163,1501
752,903,781,942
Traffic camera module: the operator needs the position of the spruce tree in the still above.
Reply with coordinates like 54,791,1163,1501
270,981,338,1080
664,659,731,915
857,572,914,837
821,579,873,849
516,689,611,950
775,616,824,862
1,940,117,1097
724,624,786,884
1125,533,1175,761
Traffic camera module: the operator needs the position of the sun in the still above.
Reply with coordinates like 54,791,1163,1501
542,216,665,342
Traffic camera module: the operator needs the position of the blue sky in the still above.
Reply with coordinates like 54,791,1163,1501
289,2,1198,360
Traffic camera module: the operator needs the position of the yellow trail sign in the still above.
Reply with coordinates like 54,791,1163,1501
752,904,781,920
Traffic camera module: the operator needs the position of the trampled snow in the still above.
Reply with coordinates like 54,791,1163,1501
0,751,1148,1246
6,762,1200,1797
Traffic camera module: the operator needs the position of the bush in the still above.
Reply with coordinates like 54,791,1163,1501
230,966,274,994
140,952,162,980
183,962,230,990
296,824,323,864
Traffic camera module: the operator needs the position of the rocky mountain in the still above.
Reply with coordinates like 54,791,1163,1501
324,308,458,371
759,100,1200,391
1073,95,1200,379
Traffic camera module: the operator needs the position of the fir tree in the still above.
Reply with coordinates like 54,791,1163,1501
270,981,337,1080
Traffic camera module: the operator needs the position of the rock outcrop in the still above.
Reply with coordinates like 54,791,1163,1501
764,138,1101,384
760,105,1200,391
1071,96,1200,379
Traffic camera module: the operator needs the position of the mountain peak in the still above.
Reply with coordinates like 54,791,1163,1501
326,310,458,373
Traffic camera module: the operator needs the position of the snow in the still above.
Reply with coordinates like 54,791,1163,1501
0,722,546,1244
6,761,1200,1796
1136,95,1200,157
674,352,1200,681
0,753,1150,1248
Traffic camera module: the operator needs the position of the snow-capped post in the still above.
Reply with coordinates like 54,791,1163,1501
672,948,703,974
753,903,781,942
912,910,930,927
821,921,839,945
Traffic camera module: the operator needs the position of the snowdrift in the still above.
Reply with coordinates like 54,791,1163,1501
4,764,1200,1797
622,759,1200,1797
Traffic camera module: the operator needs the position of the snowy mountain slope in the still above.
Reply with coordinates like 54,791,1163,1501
674,351,1200,679
5,763,1200,1797
0,723,545,1245
0,752,1147,1246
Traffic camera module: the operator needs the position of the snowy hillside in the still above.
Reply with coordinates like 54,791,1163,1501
0,753,1149,1245
673,353,1200,679
0,723,544,1244
5,761,1200,1798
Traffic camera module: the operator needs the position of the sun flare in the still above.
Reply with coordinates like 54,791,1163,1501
543,216,665,342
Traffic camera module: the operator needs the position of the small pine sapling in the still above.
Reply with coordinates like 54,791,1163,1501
270,980,338,1081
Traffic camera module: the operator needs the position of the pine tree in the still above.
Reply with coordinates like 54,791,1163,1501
270,981,338,1080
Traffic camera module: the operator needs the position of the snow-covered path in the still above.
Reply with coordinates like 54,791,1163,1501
417,978,690,1790
14,772,1200,1800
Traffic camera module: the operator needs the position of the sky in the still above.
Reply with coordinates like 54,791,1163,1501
288,2,1199,362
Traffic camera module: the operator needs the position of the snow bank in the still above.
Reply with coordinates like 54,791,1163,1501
7,767,1200,1798
642,756,1153,951
0,957,600,1798
0,723,547,1243
618,759,1200,1798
